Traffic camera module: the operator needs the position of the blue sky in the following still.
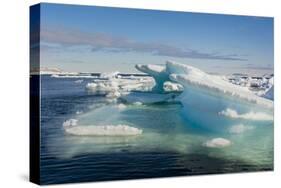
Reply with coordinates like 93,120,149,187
38,3,274,74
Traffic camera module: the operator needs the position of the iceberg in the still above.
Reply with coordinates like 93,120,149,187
86,60,273,132
86,77,154,96
167,61,273,109
134,61,273,131
85,81,119,95
165,61,272,131
100,71,120,79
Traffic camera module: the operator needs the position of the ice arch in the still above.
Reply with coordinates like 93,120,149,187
135,64,170,93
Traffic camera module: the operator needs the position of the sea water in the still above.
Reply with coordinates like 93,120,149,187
40,75,273,184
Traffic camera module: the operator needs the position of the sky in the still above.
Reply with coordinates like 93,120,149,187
36,3,274,74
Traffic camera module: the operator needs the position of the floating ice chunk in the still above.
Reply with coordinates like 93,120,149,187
86,77,154,99
76,110,83,115
163,81,184,92
106,91,121,99
100,71,120,79
64,124,142,136
85,83,102,94
115,103,127,110
62,119,78,128
203,138,231,148
74,79,83,83
219,108,273,121
85,81,118,95
106,98,118,103
229,124,254,134
133,101,143,105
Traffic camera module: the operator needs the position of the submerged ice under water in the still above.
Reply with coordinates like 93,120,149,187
40,61,273,184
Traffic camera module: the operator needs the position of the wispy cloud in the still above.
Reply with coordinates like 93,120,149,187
41,27,247,61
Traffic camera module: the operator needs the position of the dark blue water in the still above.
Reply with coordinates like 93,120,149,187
40,75,273,185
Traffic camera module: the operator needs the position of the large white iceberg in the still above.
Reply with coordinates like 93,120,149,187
135,61,273,132
167,61,273,109
166,61,273,131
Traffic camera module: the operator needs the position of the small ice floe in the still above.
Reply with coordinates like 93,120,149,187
203,138,231,148
115,103,127,110
63,122,142,136
133,101,143,106
105,98,118,104
62,119,78,128
229,124,254,134
74,79,83,84
105,91,121,99
85,78,146,97
219,108,273,121
51,74,59,78
76,110,83,115
85,81,119,95
100,71,120,79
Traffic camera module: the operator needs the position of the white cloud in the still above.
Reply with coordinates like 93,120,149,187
40,27,246,61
